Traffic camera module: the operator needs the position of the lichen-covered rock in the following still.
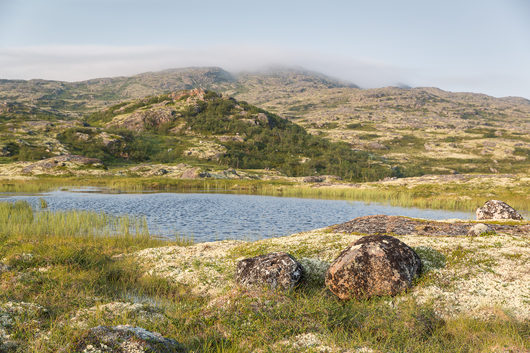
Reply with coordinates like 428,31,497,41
325,235,422,300
476,200,523,220
467,223,495,236
236,252,304,290
72,325,185,353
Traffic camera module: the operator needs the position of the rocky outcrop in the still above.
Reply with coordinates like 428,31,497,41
106,109,176,132
21,155,103,175
236,252,304,290
333,215,529,236
180,167,210,179
71,325,185,353
325,235,422,300
476,200,523,221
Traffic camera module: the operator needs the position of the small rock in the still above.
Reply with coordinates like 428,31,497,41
476,200,523,221
72,325,185,353
467,223,495,236
325,235,422,300
235,252,304,290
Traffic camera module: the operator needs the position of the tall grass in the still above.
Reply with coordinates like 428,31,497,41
1,176,529,213
0,200,149,238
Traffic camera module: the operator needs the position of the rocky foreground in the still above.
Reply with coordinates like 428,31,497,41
0,207,528,352
133,215,530,321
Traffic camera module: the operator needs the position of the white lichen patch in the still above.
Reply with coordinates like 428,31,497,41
275,333,375,353
0,301,46,328
133,240,244,295
71,302,166,329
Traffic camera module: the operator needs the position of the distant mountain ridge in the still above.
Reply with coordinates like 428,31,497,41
0,67,356,117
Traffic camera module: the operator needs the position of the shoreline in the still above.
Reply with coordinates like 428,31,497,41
1,172,529,214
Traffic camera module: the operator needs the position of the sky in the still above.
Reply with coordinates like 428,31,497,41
0,0,529,98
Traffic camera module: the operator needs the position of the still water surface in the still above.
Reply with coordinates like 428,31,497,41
1,189,473,242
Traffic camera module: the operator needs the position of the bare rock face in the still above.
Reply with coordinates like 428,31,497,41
476,200,523,221
325,235,422,300
71,325,185,353
236,252,304,290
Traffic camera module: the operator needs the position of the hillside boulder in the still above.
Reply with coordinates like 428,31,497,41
325,235,422,300
71,325,185,353
236,252,304,290
476,200,523,221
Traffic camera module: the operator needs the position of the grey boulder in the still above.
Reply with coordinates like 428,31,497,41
476,200,523,221
236,252,304,290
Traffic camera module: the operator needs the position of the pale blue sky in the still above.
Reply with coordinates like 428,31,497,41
0,0,529,98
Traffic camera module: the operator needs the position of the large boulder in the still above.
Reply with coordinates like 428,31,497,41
235,252,304,290
71,325,185,353
325,235,422,300
476,200,523,221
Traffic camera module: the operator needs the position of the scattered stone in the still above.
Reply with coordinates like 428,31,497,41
236,252,304,290
71,325,185,353
325,235,422,300
467,223,495,236
476,200,523,221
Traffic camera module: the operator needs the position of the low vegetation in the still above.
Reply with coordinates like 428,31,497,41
0,202,527,352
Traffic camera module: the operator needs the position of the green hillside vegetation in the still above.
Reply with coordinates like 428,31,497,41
54,90,399,181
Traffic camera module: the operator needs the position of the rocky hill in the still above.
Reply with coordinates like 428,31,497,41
1,67,529,176
0,88,397,181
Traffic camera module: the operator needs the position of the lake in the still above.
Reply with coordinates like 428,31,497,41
1,189,473,242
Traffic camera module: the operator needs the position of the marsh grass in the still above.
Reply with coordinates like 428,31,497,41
0,200,150,239
0,202,527,352
2,176,529,214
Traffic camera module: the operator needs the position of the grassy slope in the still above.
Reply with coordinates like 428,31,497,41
0,202,528,352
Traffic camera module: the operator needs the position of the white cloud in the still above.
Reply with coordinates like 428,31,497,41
0,45,410,85
0,45,527,98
